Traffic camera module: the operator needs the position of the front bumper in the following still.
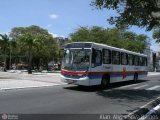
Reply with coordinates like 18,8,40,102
60,74,90,86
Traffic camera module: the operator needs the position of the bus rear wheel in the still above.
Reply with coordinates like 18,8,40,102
133,73,138,82
101,75,110,88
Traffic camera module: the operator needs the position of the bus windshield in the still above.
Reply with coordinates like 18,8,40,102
62,49,91,71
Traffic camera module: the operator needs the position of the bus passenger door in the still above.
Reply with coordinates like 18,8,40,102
89,48,103,85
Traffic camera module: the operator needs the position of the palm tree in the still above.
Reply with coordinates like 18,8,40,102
20,33,40,74
153,30,160,44
9,40,17,69
0,34,9,72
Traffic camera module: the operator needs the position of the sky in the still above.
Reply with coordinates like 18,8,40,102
0,0,159,51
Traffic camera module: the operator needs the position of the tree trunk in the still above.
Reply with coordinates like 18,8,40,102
28,46,32,74
37,59,40,71
34,58,40,71
46,62,49,71
3,48,7,72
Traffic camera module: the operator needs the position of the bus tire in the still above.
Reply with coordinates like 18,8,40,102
133,73,138,82
101,75,110,88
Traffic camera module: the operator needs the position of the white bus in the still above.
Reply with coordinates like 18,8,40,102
61,42,148,87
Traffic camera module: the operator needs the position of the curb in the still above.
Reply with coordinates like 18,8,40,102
49,71,61,73
140,104,160,120
124,97,160,120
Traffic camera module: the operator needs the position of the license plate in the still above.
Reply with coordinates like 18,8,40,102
66,79,75,84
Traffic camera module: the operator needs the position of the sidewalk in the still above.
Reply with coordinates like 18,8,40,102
0,79,61,91
148,72,160,76
0,71,63,91
8,70,61,74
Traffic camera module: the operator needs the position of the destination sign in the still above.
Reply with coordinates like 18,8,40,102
65,43,92,48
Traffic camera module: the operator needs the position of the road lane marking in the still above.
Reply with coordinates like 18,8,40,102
146,85,160,90
116,83,139,89
30,79,64,84
133,84,148,89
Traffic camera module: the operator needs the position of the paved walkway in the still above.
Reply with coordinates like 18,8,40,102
0,80,61,90
0,71,63,91
148,72,160,76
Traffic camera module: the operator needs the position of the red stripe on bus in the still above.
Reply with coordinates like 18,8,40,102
89,71,146,75
61,70,147,76
61,70,86,76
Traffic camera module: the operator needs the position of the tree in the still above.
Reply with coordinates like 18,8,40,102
10,25,59,74
153,29,160,44
123,32,136,40
0,34,10,72
70,26,122,45
70,27,90,42
70,26,149,52
91,0,160,30
19,33,39,74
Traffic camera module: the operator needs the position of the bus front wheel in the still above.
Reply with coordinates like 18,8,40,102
101,75,110,88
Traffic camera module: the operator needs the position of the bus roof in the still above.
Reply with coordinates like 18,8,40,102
65,42,147,57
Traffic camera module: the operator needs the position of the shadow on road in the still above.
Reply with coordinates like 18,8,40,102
96,89,160,102
96,89,160,113
63,79,148,92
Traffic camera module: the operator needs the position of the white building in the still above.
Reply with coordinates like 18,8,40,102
144,45,154,71
55,37,69,49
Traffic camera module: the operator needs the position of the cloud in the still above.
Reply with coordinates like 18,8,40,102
46,24,52,28
49,32,65,38
49,32,58,38
49,14,59,19
0,32,10,35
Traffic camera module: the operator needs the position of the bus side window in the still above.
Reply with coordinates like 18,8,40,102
146,57,148,66
103,49,111,64
92,48,102,67
112,51,120,65
143,57,148,66
128,54,133,65
139,57,142,66
121,53,128,65
134,56,139,66
132,55,135,65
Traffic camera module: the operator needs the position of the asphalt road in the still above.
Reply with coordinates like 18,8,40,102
0,74,160,116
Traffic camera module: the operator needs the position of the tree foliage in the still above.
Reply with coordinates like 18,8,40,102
10,25,59,73
0,34,10,71
91,0,160,30
70,26,149,53
153,29,160,43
